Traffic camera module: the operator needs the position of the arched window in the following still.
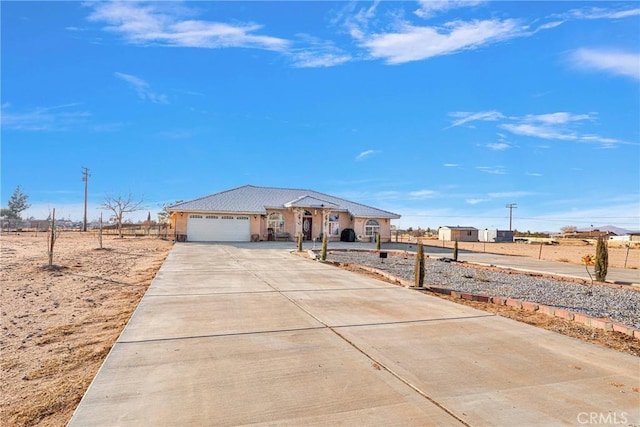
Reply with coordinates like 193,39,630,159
365,219,380,237
267,212,285,234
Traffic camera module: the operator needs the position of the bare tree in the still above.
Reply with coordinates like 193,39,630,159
157,204,171,225
100,193,144,238
47,208,60,267
560,225,578,234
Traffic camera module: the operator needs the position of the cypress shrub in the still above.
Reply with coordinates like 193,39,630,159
321,233,327,261
297,233,303,252
453,240,459,262
376,233,381,251
595,236,608,282
414,243,425,287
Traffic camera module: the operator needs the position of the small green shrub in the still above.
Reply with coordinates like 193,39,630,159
414,243,425,287
321,233,327,261
376,233,381,251
595,237,608,281
453,240,459,261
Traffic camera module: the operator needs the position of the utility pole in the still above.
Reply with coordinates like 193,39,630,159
82,167,90,232
505,203,517,231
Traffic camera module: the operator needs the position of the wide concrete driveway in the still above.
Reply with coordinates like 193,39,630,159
69,243,639,426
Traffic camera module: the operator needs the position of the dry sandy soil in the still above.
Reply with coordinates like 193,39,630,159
1,232,172,426
417,238,639,270
1,233,638,426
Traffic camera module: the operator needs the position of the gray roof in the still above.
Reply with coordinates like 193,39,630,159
168,185,401,219
440,226,478,230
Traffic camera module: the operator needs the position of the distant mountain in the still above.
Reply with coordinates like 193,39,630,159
579,225,639,235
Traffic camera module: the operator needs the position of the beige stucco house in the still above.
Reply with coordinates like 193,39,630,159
168,185,400,243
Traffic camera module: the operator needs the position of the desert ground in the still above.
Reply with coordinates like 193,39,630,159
1,232,173,426
1,232,637,426
415,237,639,270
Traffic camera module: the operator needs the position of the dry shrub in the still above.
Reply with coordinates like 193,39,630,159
7,376,91,427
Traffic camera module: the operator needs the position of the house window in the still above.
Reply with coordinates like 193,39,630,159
267,212,285,234
365,219,380,237
329,213,340,236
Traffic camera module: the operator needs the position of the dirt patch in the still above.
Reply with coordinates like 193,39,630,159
0,232,173,426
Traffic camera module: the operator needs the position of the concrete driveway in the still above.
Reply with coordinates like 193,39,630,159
69,243,639,426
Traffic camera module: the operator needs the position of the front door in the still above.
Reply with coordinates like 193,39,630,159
303,216,312,240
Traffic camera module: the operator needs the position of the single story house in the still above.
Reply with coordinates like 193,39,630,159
479,229,514,243
167,185,401,243
438,226,479,242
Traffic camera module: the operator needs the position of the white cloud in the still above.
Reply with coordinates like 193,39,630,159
488,191,533,198
562,7,640,20
570,48,640,81
449,109,624,148
87,2,290,51
476,166,506,175
374,190,402,200
524,112,593,125
498,112,625,146
485,142,510,151
537,21,564,31
359,18,524,64
526,172,543,177
578,135,626,149
414,0,485,19
500,123,577,141
338,1,379,40
443,163,459,167
466,198,487,205
89,2,358,68
338,3,637,68
409,190,437,199
114,72,168,104
356,149,378,161
290,41,352,68
448,110,505,128
1,103,90,131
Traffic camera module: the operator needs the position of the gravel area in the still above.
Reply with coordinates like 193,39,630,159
326,250,640,329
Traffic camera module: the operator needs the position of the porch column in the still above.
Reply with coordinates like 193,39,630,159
294,208,303,237
322,209,330,238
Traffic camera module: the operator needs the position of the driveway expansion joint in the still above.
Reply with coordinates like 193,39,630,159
246,267,472,426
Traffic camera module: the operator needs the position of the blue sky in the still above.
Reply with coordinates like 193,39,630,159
2,1,639,232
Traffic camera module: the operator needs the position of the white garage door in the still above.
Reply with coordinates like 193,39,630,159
187,214,251,242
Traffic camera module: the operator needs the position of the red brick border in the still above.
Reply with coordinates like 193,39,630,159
431,285,639,339
321,257,640,341
316,249,640,340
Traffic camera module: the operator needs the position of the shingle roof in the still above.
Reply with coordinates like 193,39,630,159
168,185,401,219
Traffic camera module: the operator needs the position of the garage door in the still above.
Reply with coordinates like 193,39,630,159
187,215,251,242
